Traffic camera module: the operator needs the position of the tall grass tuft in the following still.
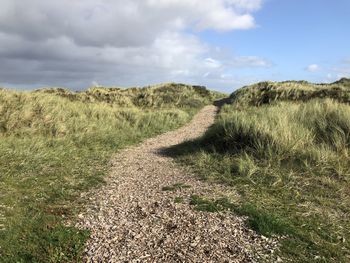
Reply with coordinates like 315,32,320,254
0,84,222,262
174,79,350,262
230,79,350,107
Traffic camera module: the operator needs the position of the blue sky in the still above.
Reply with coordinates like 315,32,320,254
199,0,350,88
0,0,349,92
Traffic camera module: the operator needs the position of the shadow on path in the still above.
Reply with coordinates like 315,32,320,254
159,98,230,158
213,97,231,108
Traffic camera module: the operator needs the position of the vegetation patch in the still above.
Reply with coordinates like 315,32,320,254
230,78,350,107
236,204,294,237
36,83,225,109
190,195,235,213
174,197,185,203
171,79,350,262
189,196,292,236
0,84,221,262
162,183,191,192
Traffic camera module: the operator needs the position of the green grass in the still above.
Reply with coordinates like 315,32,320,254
174,197,185,203
171,79,350,262
189,195,235,213
189,196,293,236
37,82,225,109
161,183,191,191
230,78,350,107
0,84,220,262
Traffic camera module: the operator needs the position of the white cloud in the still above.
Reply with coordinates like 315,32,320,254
228,0,262,11
322,60,350,83
333,68,350,79
305,64,321,72
328,60,350,80
204,58,222,69
0,0,265,90
0,0,261,46
229,56,272,67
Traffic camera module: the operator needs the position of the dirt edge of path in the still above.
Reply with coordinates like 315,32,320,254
75,105,279,262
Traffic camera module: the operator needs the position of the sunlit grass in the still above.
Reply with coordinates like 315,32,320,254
173,80,350,262
0,84,221,262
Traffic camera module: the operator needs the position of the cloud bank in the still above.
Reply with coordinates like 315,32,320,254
0,0,266,90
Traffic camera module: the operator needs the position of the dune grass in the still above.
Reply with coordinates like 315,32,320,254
172,80,350,262
230,78,350,107
0,84,220,262
37,82,224,109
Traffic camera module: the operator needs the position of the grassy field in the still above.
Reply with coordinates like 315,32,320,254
0,83,222,262
171,79,350,262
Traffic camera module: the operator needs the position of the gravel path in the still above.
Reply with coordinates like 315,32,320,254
76,105,278,262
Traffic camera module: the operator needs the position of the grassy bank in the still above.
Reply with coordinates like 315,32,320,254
0,84,221,262
172,79,350,262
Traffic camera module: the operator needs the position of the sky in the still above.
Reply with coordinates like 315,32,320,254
0,0,349,92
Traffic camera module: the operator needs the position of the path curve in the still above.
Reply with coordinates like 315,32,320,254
76,105,277,262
